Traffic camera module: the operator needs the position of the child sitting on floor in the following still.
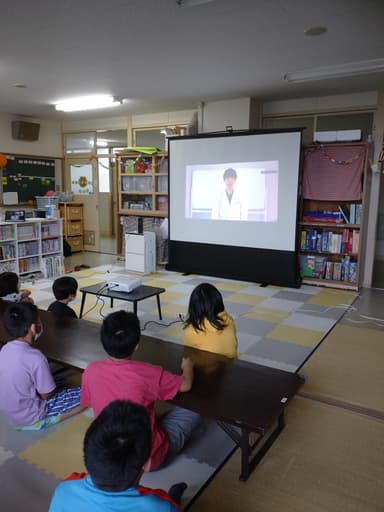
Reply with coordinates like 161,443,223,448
49,400,186,511
183,282,238,358
0,302,84,428
48,276,78,318
0,271,33,303
80,310,200,471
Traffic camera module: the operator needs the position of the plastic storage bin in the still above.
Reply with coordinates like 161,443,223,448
36,196,59,209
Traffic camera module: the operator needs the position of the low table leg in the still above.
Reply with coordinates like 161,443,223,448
239,411,286,481
79,292,86,319
218,412,286,481
156,294,162,320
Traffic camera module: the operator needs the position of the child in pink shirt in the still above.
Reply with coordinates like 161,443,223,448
81,310,200,470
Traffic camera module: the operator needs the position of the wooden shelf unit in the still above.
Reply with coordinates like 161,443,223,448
59,202,84,253
117,152,168,217
0,219,63,278
299,142,369,290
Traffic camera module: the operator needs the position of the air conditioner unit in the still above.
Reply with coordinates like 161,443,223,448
11,121,40,141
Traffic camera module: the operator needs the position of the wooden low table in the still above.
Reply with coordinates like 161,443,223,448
0,306,304,481
79,282,166,319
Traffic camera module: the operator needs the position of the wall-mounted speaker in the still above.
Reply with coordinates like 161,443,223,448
11,121,40,141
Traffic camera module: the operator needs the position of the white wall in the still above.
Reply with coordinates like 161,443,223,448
62,115,129,132
132,110,195,128
201,98,252,132
0,113,62,157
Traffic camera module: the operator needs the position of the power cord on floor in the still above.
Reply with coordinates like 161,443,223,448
142,318,184,330
81,296,106,318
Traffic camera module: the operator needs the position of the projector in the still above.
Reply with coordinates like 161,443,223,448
107,277,142,293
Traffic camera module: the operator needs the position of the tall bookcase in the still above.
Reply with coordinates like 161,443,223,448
299,142,369,290
117,152,168,217
0,219,64,279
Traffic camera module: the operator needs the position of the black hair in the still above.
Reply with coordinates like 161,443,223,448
3,302,39,338
184,282,226,332
84,400,152,491
223,168,237,180
0,271,20,297
52,276,78,300
100,310,141,359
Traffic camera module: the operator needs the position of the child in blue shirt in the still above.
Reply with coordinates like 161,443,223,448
49,400,186,511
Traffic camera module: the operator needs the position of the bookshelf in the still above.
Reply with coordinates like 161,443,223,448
117,152,168,217
0,219,64,279
299,142,369,290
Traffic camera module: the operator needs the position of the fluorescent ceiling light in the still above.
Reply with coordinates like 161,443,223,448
283,58,384,83
177,0,214,7
54,95,123,112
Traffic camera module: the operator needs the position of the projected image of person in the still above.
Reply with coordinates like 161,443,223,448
211,168,248,220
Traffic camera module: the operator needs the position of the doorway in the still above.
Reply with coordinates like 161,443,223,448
63,130,127,255
64,157,117,254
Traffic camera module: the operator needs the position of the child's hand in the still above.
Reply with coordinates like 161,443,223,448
180,357,194,392
181,357,194,372
20,289,34,304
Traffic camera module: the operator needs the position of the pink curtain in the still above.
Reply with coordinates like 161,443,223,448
302,145,366,200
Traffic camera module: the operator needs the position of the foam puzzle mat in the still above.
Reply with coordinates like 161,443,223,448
27,264,357,372
0,408,236,511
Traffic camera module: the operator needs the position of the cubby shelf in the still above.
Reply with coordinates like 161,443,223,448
117,152,168,217
0,219,64,278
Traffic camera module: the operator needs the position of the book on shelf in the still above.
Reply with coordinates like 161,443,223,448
349,262,357,283
314,256,327,278
338,204,350,224
333,262,342,281
324,261,334,280
300,231,307,250
352,230,360,254
350,203,356,224
300,255,316,277
355,204,362,225
341,256,351,281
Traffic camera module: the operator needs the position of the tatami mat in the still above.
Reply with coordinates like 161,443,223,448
191,397,384,512
25,265,357,373
300,324,384,415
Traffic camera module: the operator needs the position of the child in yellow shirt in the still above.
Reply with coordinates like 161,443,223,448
183,283,238,358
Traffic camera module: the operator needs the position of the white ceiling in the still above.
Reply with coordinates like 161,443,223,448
1,0,384,121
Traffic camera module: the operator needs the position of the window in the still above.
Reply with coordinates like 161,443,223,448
65,133,95,154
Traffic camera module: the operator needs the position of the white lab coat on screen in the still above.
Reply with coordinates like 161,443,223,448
211,188,248,220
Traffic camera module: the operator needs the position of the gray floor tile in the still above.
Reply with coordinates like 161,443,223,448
235,316,276,337
245,337,312,366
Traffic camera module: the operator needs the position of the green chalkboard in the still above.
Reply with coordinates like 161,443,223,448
2,155,55,204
